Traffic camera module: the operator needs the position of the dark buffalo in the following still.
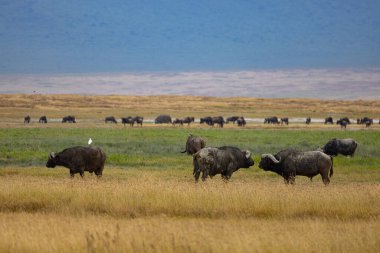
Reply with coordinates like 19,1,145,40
121,117,134,127
105,116,117,124
39,116,47,123
336,119,348,129
306,117,311,125
181,134,205,155
322,138,358,157
24,115,31,124
259,150,333,185
357,117,373,127
200,116,213,126
324,117,333,124
133,116,144,127
182,117,195,126
172,118,184,126
339,117,351,124
236,117,246,127
193,146,254,182
264,117,280,124
46,146,106,178
281,117,289,125
226,116,240,124
62,115,76,123
211,116,225,128
155,114,172,124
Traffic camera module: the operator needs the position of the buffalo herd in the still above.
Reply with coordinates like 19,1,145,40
21,113,363,184
46,134,358,184
180,135,358,185
23,114,379,128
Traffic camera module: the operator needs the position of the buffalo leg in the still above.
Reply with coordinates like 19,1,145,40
201,169,209,181
70,170,75,178
321,173,330,185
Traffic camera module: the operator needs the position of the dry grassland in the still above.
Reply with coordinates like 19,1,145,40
1,94,380,120
0,168,379,253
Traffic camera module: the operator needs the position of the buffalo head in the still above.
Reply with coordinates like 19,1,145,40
242,150,255,168
46,152,58,168
258,154,280,171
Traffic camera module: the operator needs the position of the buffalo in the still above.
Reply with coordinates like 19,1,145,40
182,117,195,126
181,134,205,155
236,117,246,127
306,117,311,125
121,117,134,127
357,117,373,127
226,116,240,124
325,117,333,124
24,115,31,124
264,117,280,124
200,116,213,126
46,146,106,178
281,117,289,125
322,138,358,157
211,116,225,128
62,115,76,123
105,116,117,124
155,114,172,124
134,116,144,127
336,119,349,129
259,150,333,185
39,116,47,123
193,146,254,182
172,118,184,126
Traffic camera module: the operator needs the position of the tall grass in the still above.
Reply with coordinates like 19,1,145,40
0,168,379,253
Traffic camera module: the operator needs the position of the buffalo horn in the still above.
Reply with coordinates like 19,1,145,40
49,152,55,159
245,150,251,158
261,154,280,163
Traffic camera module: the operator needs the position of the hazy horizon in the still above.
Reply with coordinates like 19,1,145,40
1,68,379,100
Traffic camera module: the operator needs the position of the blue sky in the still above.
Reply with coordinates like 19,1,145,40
0,0,379,74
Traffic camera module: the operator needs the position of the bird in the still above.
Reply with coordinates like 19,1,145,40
88,138,92,145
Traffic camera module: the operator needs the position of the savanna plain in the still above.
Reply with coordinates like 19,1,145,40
0,95,379,253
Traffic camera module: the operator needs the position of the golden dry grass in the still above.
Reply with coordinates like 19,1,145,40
0,167,379,252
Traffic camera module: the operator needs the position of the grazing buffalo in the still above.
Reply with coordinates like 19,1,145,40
121,117,134,127
182,117,195,126
105,116,117,124
24,115,31,124
226,116,240,124
306,117,311,125
357,117,373,127
39,116,47,123
281,117,289,125
155,114,172,124
325,117,333,124
322,138,358,157
336,119,348,129
264,117,280,124
181,134,205,155
259,150,333,185
193,146,254,182
134,116,144,127
211,116,225,128
339,117,351,124
62,115,76,123
200,116,213,126
172,118,184,126
46,146,106,178
236,117,246,127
